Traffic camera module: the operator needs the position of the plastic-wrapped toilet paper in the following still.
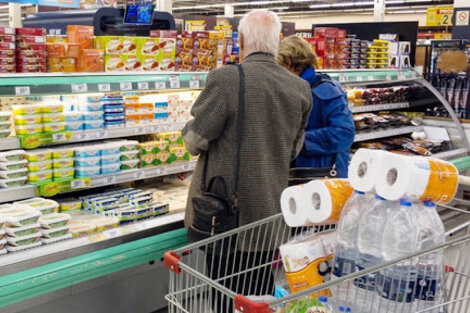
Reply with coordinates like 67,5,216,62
376,153,458,204
348,148,390,193
280,184,310,227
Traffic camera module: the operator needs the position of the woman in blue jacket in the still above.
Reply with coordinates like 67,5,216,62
277,36,355,178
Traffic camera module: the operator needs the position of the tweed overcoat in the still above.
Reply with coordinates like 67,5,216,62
182,53,313,245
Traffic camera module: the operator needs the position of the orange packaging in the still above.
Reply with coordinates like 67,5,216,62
66,44,80,58
192,32,209,51
125,102,141,114
67,25,94,49
47,58,61,65
46,43,67,58
139,113,154,124
77,49,104,72
209,31,224,54
125,114,141,126
47,64,62,72
46,35,67,43
420,158,458,204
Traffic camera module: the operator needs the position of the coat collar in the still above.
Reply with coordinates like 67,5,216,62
300,66,321,87
242,52,275,64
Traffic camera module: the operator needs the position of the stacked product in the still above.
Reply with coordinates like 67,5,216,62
52,147,75,181
102,96,125,129
0,27,16,73
353,113,419,131
148,30,177,71
25,148,52,184
57,198,82,213
74,142,121,177
314,28,350,69
12,101,64,138
97,35,140,72
356,136,452,156
39,212,72,244
16,27,47,73
123,94,155,126
119,140,139,171
350,39,369,69
388,41,411,69
140,131,190,167
0,112,13,139
0,150,27,188
346,86,410,107
367,40,389,69
62,94,104,131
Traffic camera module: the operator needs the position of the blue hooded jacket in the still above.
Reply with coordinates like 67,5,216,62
295,67,355,178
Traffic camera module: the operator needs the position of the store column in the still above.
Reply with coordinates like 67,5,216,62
453,0,470,39
8,3,21,28
156,0,172,13
225,5,234,18
374,0,385,22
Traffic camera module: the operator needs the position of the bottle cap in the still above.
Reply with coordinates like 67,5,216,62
375,195,386,200
346,308,351,313
354,190,365,195
339,306,345,312
400,198,412,207
318,296,327,303
423,200,436,208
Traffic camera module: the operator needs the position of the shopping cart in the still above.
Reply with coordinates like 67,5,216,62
164,201,470,313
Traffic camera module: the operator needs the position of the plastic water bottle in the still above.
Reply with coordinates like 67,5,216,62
353,195,397,313
413,201,445,313
376,199,419,313
332,191,373,307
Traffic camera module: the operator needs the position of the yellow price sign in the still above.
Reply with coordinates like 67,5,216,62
427,6,454,26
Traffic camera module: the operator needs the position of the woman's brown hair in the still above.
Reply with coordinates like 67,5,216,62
277,35,318,73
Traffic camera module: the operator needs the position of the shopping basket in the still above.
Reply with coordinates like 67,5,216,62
164,201,470,313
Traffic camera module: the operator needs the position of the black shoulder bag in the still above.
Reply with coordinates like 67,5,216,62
187,64,245,242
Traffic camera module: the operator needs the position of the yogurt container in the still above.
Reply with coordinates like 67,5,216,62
70,223,96,237
0,121,11,131
25,149,52,162
53,167,74,179
15,124,43,135
41,103,63,113
52,147,74,159
74,146,101,158
6,241,42,252
0,129,12,139
0,112,12,122
42,113,65,123
77,103,103,112
12,104,42,115
5,223,41,237
0,150,25,162
6,232,41,246
121,159,139,170
2,210,41,227
82,111,104,121
27,160,52,172
59,199,82,212
0,176,27,188
101,163,120,175
44,123,65,133
41,233,72,244
101,154,121,165
39,213,71,229
53,158,74,168
64,112,83,122
120,150,139,161
83,120,104,130
75,156,100,167
75,166,100,177
27,170,52,183
65,121,83,131
101,143,121,156
0,168,28,179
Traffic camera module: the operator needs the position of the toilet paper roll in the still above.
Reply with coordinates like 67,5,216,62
303,179,354,224
376,153,458,204
348,149,390,192
280,184,310,227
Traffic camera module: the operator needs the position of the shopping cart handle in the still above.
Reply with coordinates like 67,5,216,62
234,295,271,313
164,251,181,274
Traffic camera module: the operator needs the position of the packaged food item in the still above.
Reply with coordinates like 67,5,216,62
43,123,65,133
157,131,184,146
0,112,12,122
6,241,42,251
0,159,28,171
2,209,41,227
75,166,100,177
27,160,52,172
140,55,159,71
121,159,139,170
170,147,190,163
83,120,104,130
101,154,121,165
41,233,72,244
58,199,82,212
138,37,160,55
64,112,83,122
0,150,25,162
13,114,41,126
6,232,41,247
101,163,120,175
78,103,104,113
39,213,71,229
120,150,139,161
158,55,175,71
16,27,45,36
5,223,41,237
65,121,83,131
75,156,100,167
0,121,11,131
0,64,15,73
0,176,27,188
0,168,28,179
42,113,64,123
94,216,119,231
96,36,137,55
101,143,121,155
119,140,138,152
70,223,96,237
27,170,53,183
12,104,41,115
40,103,63,113
74,146,101,158
53,167,74,179
52,157,74,168
0,240,5,251
67,25,94,49
77,49,104,72
156,151,171,165
15,124,43,135
16,198,59,215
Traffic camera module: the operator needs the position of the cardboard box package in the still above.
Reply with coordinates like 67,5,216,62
105,54,140,72
95,36,137,55
78,49,104,72
138,37,160,55
67,25,94,49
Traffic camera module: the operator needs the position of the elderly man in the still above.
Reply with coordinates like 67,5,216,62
182,10,312,311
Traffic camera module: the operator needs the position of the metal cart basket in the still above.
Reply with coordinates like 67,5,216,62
165,202,470,313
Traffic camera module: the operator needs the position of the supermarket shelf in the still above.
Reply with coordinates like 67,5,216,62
0,72,207,96
354,125,424,142
0,137,21,152
0,185,36,203
350,102,409,113
0,211,185,276
432,148,468,160
322,69,418,84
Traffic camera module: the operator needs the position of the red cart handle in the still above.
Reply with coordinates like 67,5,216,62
234,295,271,313
164,251,181,274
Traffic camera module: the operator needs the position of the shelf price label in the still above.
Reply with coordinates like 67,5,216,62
98,83,111,92
356,76,363,82
169,75,180,89
96,131,108,139
137,82,149,90
339,72,347,83
120,82,132,91
15,86,30,96
77,132,89,141
72,83,88,93
386,75,392,81
133,171,145,180
52,132,67,143
155,81,166,89
397,72,406,80
189,80,200,89
368,76,374,81
134,126,146,135
105,176,116,185
71,179,87,189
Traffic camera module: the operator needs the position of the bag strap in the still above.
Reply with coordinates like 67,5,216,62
200,64,245,198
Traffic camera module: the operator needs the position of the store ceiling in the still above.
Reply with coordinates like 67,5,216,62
172,0,453,17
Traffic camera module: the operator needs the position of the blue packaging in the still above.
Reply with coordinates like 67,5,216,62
154,102,169,112
77,103,104,112
74,146,101,158
154,112,169,122
65,121,83,131
104,113,125,121
104,104,124,113
83,120,104,130
101,163,120,175
104,121,125,129
75,166,101,177
82,111,104,121
64,112,83,122
100,153,121,165
101,144,121,156
75,156,101,167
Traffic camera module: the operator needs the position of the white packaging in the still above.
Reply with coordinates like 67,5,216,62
280,184,310,227
279,234,326,273
348,148,390,193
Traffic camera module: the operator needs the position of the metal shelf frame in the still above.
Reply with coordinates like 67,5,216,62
350,102,409,113
354,125,424,142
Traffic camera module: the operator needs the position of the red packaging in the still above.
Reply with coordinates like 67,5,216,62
192,32,209,51
17,64,46,72
17,43,46,50
0,27,15,36
325,38,335,55
324,55,336,69
16,50,46,58
316,38,326,57
176,32,193,53
0,35,15,43
304,37,317,54
0,43,15,50
150,30,178,38
16,36,46,44
337,29,347,39
335,38,351,55
0,64,15,72
325,28,339,39
0,57,15,65
0,50,15,57
16,28,46,36
314,28,326,38
17,58,46,66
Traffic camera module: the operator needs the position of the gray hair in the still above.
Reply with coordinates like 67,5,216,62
238,10,282,56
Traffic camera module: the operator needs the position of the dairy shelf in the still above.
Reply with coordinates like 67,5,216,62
350,102,409,113
0,161,197,204
354,125,424,142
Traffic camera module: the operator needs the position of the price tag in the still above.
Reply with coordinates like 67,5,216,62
76,132,89,141
169,75,180,89
96,131,108,139
52,132,67,142
15,86,30,96
104,228,122,239
368,76,374,81
356,76,363,82
397,72,406,80
138,82,149,90
72,83,88,93
98,83,111,92
120,82,132,91
133,171,145,180
155,81,166,89
134,127,145,135
155,167,167,176
182,163,191,171
71,179,86,189
339,73,347,83
189,80,200,88
386,75,392,81
105,176,116,185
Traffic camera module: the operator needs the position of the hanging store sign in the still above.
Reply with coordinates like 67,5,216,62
427,6,454,27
